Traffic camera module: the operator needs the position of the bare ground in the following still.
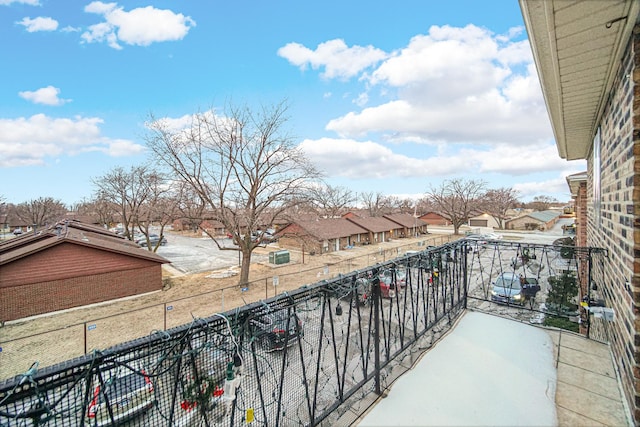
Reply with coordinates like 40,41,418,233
0,233,455,380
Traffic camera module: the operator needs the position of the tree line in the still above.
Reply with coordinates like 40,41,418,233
0,101,562,285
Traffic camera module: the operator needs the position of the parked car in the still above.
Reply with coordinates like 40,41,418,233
249,310,303,351
136,233,167,247
379,268,407,298
87,369,155,426
250,229,276,243
379,273,398,298
464,234,488,252
490,272,539,306
12,228,23,235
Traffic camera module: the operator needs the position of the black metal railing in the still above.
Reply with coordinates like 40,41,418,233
0,239,607,426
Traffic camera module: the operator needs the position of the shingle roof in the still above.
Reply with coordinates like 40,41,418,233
0,220,169,266
526,210,562,222
284,218,367,240
506,210,562,224
345,216,401,233
383,213,428,228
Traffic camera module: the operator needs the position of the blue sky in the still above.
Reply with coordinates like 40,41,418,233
0,0,585,206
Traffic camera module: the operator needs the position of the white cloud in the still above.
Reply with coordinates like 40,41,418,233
278,39,387,80
19,86,70,106
81,139,146,157
283,25,573,199
513,175,578,201
319,25,551,147
17,16,58,32
0,0,39,5
0,114,145,167
299,137,474,179
81,1,195,49
469,143,570,175
278,25,547,148
300,137,582,181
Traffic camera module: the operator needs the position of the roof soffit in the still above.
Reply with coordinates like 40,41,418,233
519,0,639,160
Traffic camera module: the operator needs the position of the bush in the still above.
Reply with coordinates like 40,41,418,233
543,316,579,333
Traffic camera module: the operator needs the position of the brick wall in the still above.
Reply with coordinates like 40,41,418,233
0,243,164,322
0,266,162,322
575,182,588,248
587,27,640,422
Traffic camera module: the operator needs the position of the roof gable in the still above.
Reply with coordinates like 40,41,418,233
0,220,169,266
383,213,427,228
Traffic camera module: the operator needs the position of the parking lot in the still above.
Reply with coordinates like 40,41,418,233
150,232,271,275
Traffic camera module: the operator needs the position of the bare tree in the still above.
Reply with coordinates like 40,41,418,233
414,196,437,215
145,101,321,286
480,188,520,229
91,166,155,241
174,184,206,234
71,196,119,228
360,191,395,216
427,179,487,235
135,172,182,252
14,197,67,229
526,195,559,211
309,184,354,218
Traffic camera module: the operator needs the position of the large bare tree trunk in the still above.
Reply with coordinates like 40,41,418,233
239,249,252,286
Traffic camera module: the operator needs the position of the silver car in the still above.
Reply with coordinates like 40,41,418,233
87,369,155,426
490,272,525,306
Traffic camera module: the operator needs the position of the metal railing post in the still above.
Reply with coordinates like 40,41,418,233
372,267,381,395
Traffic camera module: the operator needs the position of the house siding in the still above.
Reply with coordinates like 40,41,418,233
0,266,161,321
586,29,640,421
505,215,543,230
1,243,163,321
1,243,156,287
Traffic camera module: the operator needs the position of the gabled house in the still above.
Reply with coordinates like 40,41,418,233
277,218,368,254
344,216,403,244
383,213,429,237
418,212,449,226
0,220,169,322
468,212,501,229
505,210,562,231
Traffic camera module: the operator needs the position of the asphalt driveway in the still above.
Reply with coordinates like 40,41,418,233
154,233,270,274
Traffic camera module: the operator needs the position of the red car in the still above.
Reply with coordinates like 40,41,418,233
379,268,406,298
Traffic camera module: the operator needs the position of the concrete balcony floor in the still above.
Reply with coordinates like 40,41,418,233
350,311,631,426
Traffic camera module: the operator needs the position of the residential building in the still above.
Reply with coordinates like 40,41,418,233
418,212,449,226
505,210,562,231
277,218,368,254
467,212,501,229
0,220,169,322
382,213,429,237
344,215,403,244
520,0,640,422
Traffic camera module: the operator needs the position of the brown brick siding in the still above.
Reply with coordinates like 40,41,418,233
0,265,162,322
587,27,640,422
1,242,158,287
0,242,164,322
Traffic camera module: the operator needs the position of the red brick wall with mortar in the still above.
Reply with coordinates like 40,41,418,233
0,242,164,321
0,265,162,322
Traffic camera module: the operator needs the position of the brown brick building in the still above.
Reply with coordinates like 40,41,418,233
521,0,640,422
0,220,169,322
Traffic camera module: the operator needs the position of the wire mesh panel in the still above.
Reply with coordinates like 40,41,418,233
0,240,604,426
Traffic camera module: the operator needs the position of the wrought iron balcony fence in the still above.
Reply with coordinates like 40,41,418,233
0,239,608,426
